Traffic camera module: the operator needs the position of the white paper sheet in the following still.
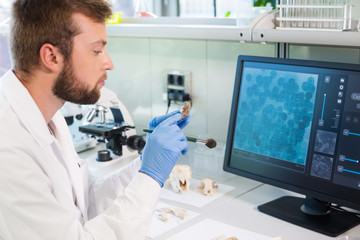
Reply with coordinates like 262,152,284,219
147,202,200,239
160,178,234,208
168,218,271,240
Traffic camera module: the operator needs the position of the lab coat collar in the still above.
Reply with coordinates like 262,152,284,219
1,70,53,148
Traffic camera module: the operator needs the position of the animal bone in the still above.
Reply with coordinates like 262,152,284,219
157,207,187,220
198,177,218,195
166,165,192,193
157,212,169,222
180,101,191,119
211,235,238,240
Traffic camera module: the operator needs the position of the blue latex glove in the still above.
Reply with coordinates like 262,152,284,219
139,113,188,187
148,110,190,131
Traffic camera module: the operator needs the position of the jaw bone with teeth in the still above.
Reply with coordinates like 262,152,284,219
166,165,192,193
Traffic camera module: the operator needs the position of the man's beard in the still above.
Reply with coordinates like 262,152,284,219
52,60,103,105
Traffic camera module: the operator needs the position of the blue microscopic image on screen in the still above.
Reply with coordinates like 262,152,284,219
233,66,318,165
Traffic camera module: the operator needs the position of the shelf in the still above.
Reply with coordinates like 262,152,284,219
106,23,251,41
1,15,360,47
252,28,360,46
251,10,360,47
106,17,251,42
107,15,360,47
277,4,348,8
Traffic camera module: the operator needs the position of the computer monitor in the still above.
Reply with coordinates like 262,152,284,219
223,55,360,237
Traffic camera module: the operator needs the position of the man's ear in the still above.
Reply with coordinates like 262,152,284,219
39,43,64,73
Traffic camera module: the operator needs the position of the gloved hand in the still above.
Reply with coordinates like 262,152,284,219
139,113,188,187
148,110,190,131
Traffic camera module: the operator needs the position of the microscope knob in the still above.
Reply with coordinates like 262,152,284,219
127,135,146,151
75,114,83,120
97,150,112,162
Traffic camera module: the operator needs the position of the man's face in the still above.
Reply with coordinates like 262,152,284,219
52,13,114,104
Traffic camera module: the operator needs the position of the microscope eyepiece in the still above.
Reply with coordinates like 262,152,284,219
86,108,97,122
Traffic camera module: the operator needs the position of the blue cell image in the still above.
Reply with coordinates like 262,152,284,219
233,67,318,165
310,154,333,180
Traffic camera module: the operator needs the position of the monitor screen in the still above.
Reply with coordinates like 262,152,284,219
224,55,360,237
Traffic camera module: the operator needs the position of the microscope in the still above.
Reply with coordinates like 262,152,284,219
62,87,145,162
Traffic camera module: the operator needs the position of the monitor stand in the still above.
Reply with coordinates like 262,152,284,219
258,196,360,237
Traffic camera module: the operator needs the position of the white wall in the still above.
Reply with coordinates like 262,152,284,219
105,37,276,143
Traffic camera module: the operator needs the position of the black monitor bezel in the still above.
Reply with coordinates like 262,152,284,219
223,55,360,211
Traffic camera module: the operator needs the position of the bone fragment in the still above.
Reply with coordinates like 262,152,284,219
211,235,238,240
198,177,219,195
157,207,187,220
167,165,192,193
157,212,169,222
180,101,191,119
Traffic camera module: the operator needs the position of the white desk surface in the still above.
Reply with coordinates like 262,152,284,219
80,144,360,240
150,181,360,240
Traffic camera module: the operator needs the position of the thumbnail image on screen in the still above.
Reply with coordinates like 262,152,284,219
233,65,318,166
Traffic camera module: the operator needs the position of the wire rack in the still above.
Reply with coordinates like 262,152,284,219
276,0,355,31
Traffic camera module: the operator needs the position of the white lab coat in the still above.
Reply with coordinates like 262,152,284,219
0,70,160,240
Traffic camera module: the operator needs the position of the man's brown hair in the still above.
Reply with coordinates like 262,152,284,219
10,0,112,74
